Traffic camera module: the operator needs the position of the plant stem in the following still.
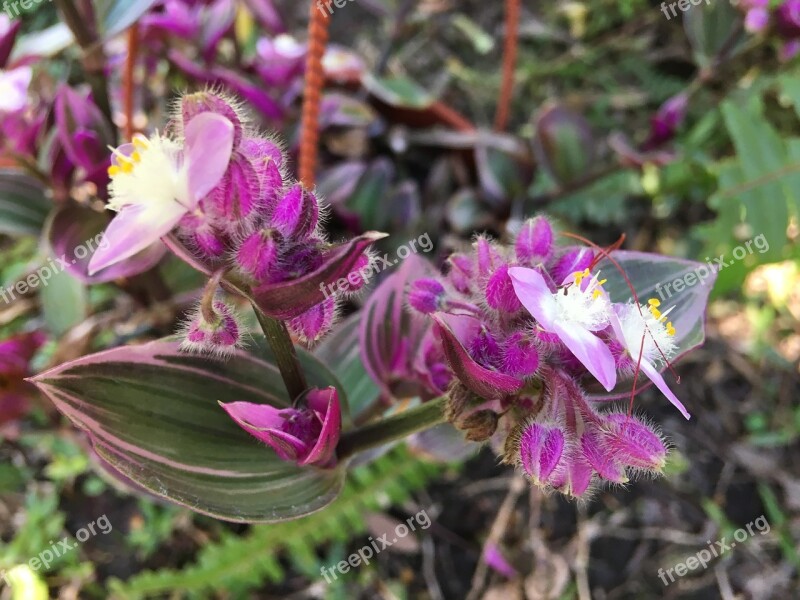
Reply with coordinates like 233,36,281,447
337,396,447,460
253,305,308,402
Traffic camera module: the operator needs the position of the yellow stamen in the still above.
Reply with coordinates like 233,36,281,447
650,307,662,319
108,165,121,177
598,278,607,285
131,151,142,163
121,161,134,174
592,289,602,299
666,322,676,336
648,298,661,307
132,136,149,150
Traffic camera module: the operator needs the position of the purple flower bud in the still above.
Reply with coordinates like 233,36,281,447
485,265,523,313
515,216,554,264
181,300,241,357
549,248,594,285
408,278,446,314
605,414,668,471
206,154,260,228
519,422,564,484
644,93,688,150
288,296,337,343
580,429,627,483
475,237,499,278
181,90,244,148
502,333,540,378
237,229,280,282
269,184,319,239
179,211,229,259
220,386,341,468
469,328,502,368
447,253,474,294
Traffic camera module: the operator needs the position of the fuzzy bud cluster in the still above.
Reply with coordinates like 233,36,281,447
404,216,670,497
174,91,369,344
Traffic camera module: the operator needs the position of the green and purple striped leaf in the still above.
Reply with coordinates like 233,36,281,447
31,338,347,523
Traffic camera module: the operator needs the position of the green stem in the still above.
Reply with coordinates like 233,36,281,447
337,396,448,460
253,305,308,402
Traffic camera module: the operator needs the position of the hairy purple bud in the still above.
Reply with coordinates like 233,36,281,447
549,248,594,285
502,333,540,378
181,91,244,147
408,278,446,314
515,216,554,263
288,296,337,343
485,265,523,313
605,414,668,471
270,184,319,239
447,253,474,294
580,429,627,483
181,300,242,357
518,422,564,484
237,229,280,282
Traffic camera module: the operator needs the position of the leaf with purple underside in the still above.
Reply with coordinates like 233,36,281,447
251,232,387,319
30,338,347,523
359,254,434,402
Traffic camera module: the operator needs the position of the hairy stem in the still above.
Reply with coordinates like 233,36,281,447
298,0,331,188
253,305,308,402
337,397,447,460
494,0,520,131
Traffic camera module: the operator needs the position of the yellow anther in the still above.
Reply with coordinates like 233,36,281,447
108,165,121,177
121,161,134,174
592,289,602,299
666,322,676,336
648,298,661,307
573,271,585,284
598,278,607,285
650,307,662,319
131,151,142,163
132,136,149,150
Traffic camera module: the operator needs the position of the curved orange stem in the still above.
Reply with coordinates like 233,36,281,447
494,0,520,132
299,2,331,189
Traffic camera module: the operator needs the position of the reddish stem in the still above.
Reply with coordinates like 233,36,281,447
494,0,520,131
299,2,331,189
124,24,140,141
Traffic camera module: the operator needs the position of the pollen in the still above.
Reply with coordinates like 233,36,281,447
648,298,660,307
666,322,676,336
108,165,121,177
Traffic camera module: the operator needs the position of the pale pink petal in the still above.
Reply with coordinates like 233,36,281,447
88,202,186,275
508,267,558,330
552,322,617,392
184,112,235,205
639,360,691,420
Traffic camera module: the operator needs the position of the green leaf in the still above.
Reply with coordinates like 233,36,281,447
31,338,347,523
39,269,88,336
683,0,742,68
362,74,434,109
0,169,51,236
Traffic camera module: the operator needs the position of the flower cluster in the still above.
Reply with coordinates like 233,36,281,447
741,0,800,60
89,91,373,349
405,217,684,497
